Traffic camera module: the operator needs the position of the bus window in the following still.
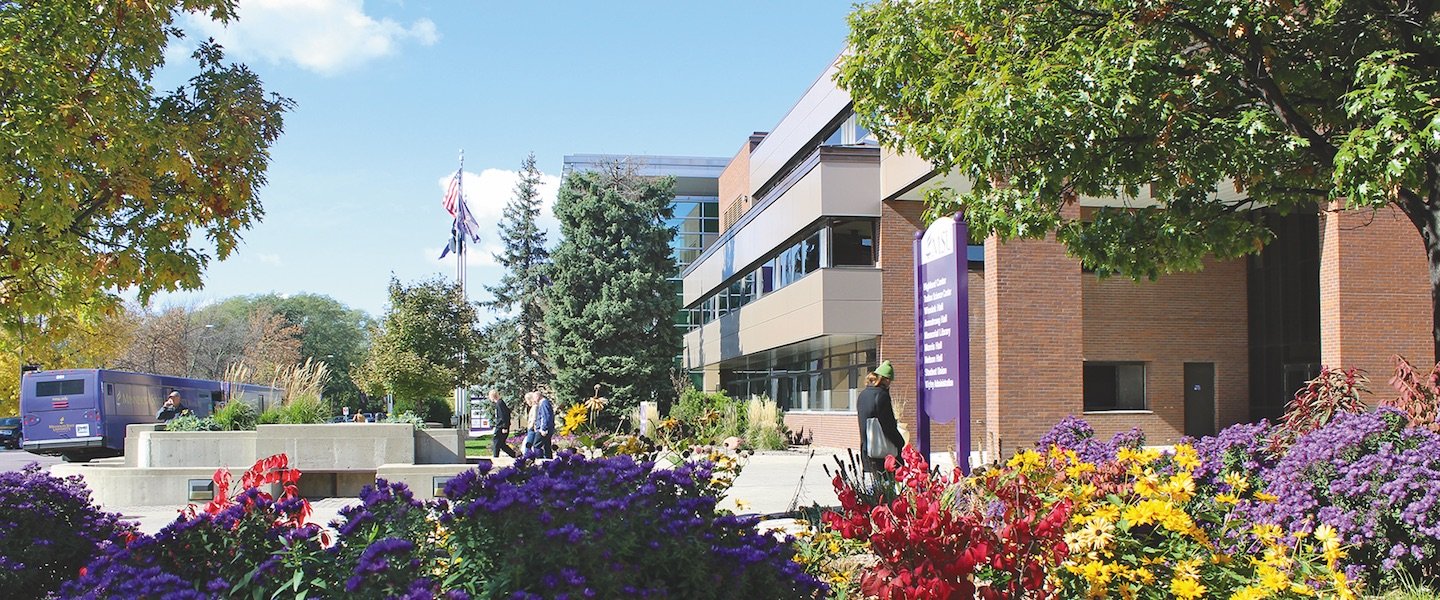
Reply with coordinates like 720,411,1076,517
35,380,85,396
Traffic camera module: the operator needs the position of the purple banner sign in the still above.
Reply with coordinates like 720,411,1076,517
913,216,971,474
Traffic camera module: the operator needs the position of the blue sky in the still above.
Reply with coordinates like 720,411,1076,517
149,1,858,317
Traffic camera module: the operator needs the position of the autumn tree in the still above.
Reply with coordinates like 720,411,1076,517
0,1,292,365
839,0,1440,357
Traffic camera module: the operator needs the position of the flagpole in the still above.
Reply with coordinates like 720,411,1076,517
455,149,467,428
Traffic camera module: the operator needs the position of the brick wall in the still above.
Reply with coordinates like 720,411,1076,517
1081,257,1249,445
1320,204,1433,379
718,135,764,234
784,412,857,448
984,211,1084,459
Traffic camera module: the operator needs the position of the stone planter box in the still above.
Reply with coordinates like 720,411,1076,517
55,423,469,506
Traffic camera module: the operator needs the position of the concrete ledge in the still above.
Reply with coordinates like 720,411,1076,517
257,424,415,470
415,428,464,464
138,430,258,468
376,463,495,500
53,462,257,507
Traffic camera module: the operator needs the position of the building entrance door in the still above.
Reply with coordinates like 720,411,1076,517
1184,362,1216,438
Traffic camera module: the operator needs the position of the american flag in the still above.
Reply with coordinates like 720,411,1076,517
442,170,462,218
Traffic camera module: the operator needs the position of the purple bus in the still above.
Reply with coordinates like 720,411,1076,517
20,369,224,462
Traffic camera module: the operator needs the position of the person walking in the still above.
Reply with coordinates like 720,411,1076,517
489,389,518,459
533,388,555,459
856,360,905,474
521,392,539,456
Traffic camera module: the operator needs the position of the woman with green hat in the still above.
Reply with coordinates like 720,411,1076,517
856,360,905,473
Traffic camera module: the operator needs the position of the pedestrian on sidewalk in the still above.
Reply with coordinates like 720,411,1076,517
489,389,518,459
856,360,905,474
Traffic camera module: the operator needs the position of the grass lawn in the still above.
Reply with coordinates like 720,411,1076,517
464,437,491,458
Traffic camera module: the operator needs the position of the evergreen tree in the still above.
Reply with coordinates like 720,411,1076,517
481,154,552,406
545,162,680,422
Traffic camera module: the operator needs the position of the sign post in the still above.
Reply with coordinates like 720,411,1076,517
468,394,491,438
914,216,972,474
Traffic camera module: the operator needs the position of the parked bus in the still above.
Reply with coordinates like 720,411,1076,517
20,369,280,462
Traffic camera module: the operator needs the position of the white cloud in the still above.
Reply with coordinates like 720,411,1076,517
255,253,283,266
183,0,439,75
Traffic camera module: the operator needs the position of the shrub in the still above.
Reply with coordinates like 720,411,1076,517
1386,355,1440,433
0,465,135,597
275,393,328,424
381,410,428,429
745,395,788,451
440,451,825,599
63,455,330,598
162,411,220,432
1269,365,1368,453
665,388,745,447
1035,414,1144,464
1241,409,1440,587
211,400,258,431
823,445,1072,599
326,480,451,597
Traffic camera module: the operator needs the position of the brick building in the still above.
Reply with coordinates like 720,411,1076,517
678,54,1433,464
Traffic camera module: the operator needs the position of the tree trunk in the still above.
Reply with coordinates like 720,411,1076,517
1398,191,1440,362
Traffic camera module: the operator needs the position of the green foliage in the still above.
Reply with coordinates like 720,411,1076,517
663,389,746,448
354,277,483,411
272,394,328,425
545,164,681,421
212,401,258,432
380,411,427,429
207,294,373,408
0,1,291,358
480,153,553,405
838,0,1440,348
163,411,220,432
745,396,789,451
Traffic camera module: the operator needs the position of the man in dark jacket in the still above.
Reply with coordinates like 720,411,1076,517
489,389,518,458
856,360,906,473
156,391,187,422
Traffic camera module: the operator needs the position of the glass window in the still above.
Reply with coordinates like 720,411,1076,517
35,380,84,397
831,219,876,266
1084,363,1147,411
802,231,821,273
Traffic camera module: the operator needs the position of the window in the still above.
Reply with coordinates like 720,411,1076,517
1083,363,1147,411
35,380,84,397
831,219,876,266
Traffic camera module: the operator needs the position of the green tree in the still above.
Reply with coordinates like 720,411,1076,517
839,0,1440,357
545,163,680,422
258,294,373,410
481,153,552,406
354,277,482,417
0,2,292,358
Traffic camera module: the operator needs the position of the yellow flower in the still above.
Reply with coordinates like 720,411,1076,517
1007,449,1043,472
1170,576,1206,600
1173,444,1201,471
1252,524,1283,543
1163,472,1196,503
1254,491,1279,502
1223,472,1251,493
1259,564,1290,592
1314,524,1339,548
1173,558,1204,582
1333,570,1356,600
733,498,750,511
1216,493,1241,505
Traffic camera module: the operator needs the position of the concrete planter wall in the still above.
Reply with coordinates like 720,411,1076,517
56,423,471,506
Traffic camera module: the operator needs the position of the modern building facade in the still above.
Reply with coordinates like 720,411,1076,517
680,53,1434,461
